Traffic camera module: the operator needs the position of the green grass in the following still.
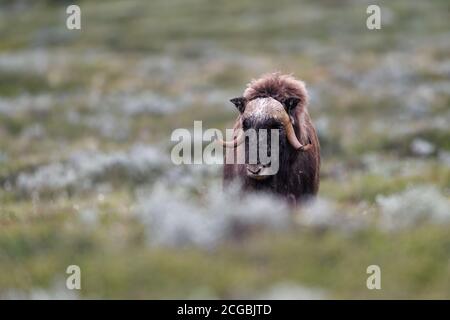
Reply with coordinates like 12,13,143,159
1,214,449,298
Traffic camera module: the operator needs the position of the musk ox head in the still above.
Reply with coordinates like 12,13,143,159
219,73,313,180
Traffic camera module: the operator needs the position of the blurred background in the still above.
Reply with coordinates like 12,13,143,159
0,0,449,299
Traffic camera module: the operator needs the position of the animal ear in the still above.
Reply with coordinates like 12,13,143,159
283,97,301,112
230,97,247,113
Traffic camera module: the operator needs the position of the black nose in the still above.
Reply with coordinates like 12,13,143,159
247,165,261,174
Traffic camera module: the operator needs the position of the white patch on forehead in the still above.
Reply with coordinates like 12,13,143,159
245,97,282,120
253,98,270,119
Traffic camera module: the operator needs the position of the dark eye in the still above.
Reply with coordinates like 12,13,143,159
242,119,251,130
271,121,282,129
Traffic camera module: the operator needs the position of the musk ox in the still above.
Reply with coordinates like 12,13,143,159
220,73,320,205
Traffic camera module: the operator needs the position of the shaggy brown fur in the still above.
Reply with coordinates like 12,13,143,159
244,73,311,145
223,73,320,205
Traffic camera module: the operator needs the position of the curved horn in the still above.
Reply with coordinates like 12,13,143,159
279,112,312,151
216,130,245,148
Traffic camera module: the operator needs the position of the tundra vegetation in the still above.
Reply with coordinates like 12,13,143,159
0,0,449,299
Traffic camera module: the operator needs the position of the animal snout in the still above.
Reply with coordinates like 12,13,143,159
247,164,262,175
